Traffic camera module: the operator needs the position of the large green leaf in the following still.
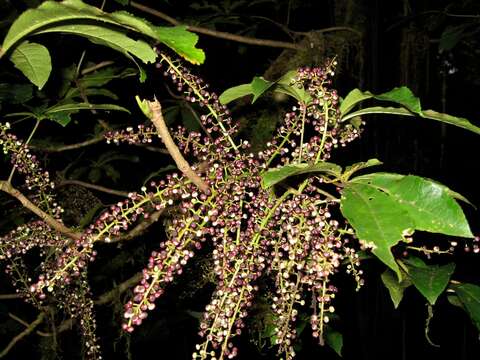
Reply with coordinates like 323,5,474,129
219,70,311,105
261,162,342,189
1,0,104,54
342,173,473,276
340,182,414,276
340,106,480,135
153,26,205,65
403,259,455,305
353,174,472,237
9,41,51,89
374,86,422,114
381,269,412,308
452,283,480,331
1,0,204,64
36,24,156,64
219,76,274,105
339,88,373,116
339,86,421,117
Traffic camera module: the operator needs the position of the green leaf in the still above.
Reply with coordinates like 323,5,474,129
421,109,480,135
44,102,130,126
374,86,422,115
46,102,129,114
64,88,119,101
447,294,465,310
46,111,72,127
325,330,343,357
261,162,342,189
339,87,421,117
78,67,137,88
381,269,412,308
154,26,205,65
9,41,51,89
275,70,311,104
36,24,156,64
0,83,34,104
452,283,480,331
340,182,414,277
405,261,455,305
439,24,470,52
1,1,204,65
219,84,252,105
339,88,373,115
251,76,274,103
341,106,480,135
342,158,382,180
353,174,473,238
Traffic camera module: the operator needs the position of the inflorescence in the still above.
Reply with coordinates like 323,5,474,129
1,52,471,360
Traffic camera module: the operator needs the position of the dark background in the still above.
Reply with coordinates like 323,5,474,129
1,0,479,359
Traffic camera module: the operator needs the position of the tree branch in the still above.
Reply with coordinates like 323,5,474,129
0,312,45,358
147,99,210,193
0,294,22,300
58,180,129,197
30,135,105,152
130,1,303,50
95,272,143,305
0,181,82,241
108,209,164,243
8,313,51,337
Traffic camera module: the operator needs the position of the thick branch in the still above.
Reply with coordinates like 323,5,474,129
58,180,129,197
0,181,82,241
147,100,210,193
130,1,302,50
0,312,45,358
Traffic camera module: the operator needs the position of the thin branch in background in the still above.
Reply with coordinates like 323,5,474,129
30,134,105,152
58,179,129,197
108,209,164,243
0,181,82,241
130,1,303,50
132,143,170,154
80,60,115,75
0,312,45,358
0,293,22,300
95,272,143,305
8,313,51,337
147,99,210,193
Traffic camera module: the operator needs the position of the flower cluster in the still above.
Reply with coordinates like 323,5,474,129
30,175,185,297
1,122,63,218
2,54,367,360
105,124,157,145
112,54,366,360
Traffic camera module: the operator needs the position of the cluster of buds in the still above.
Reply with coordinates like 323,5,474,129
156,51,239,154
30,175,186,297
266,192,362,358
0,220,67,260
116,57,368,360
1,122,63,218
105,124,157,145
